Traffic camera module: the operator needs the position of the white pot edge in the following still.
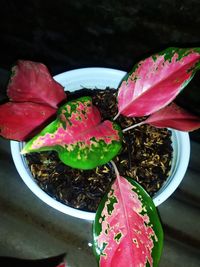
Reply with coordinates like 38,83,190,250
153,130,190,206
10,67,190,220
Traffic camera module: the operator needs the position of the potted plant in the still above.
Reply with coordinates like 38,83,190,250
1,47,200,266
10,67,190,220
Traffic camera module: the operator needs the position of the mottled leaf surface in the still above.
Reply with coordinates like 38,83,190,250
144,102,200,131
0,102,56,141
22,97,122,169
117,47,200,117
93,174,163,267
7,60,66,108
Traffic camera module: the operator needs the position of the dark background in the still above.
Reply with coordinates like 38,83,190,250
0,0,200,140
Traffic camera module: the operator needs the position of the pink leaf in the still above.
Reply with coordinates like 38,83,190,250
93,166,163,267
117,47,200,117
7,60,66,108
144,102,200,131
0,102,56,141
22,97,122,169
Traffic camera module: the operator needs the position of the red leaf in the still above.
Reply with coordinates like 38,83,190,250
7,60,66,108
93,163,163,267
145,102,200,131
0,102,56,141
116,47,200,118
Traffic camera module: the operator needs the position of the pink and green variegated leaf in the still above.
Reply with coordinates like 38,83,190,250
93,173,163,267
143,102,200,131
0,102,56,141
22,97,122,169
7,60,66,108
116,47,200,118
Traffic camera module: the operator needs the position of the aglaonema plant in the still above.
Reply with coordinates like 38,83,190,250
1,47,200,267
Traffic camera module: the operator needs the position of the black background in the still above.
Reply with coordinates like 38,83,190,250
0,0,200,139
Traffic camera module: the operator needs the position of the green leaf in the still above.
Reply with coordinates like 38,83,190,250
22,97,122,169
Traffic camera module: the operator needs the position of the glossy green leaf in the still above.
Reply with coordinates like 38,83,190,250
22,97,122,169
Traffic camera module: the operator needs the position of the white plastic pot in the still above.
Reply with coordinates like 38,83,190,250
10,67,190,221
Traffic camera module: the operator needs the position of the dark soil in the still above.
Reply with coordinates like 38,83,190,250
25,88,173,212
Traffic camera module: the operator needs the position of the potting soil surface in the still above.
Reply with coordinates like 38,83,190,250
26,88,173,212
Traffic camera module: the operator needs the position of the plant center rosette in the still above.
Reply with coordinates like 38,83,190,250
22,87,174,212
1,47,200,267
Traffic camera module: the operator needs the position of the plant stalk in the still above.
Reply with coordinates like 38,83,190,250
113,112,120,121
110,160,120,178
122,121,145,133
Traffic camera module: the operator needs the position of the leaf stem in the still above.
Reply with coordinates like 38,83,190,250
113,112,120,121
122,121,145,133
110,160,120,179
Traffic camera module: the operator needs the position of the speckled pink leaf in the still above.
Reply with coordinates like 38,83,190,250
22,97,122,169
7,60,66,108
0,102,56,141
117,47,200,117
93,171,163,267
144,102,200,131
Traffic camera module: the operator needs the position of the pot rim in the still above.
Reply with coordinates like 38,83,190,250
10,67,190,220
